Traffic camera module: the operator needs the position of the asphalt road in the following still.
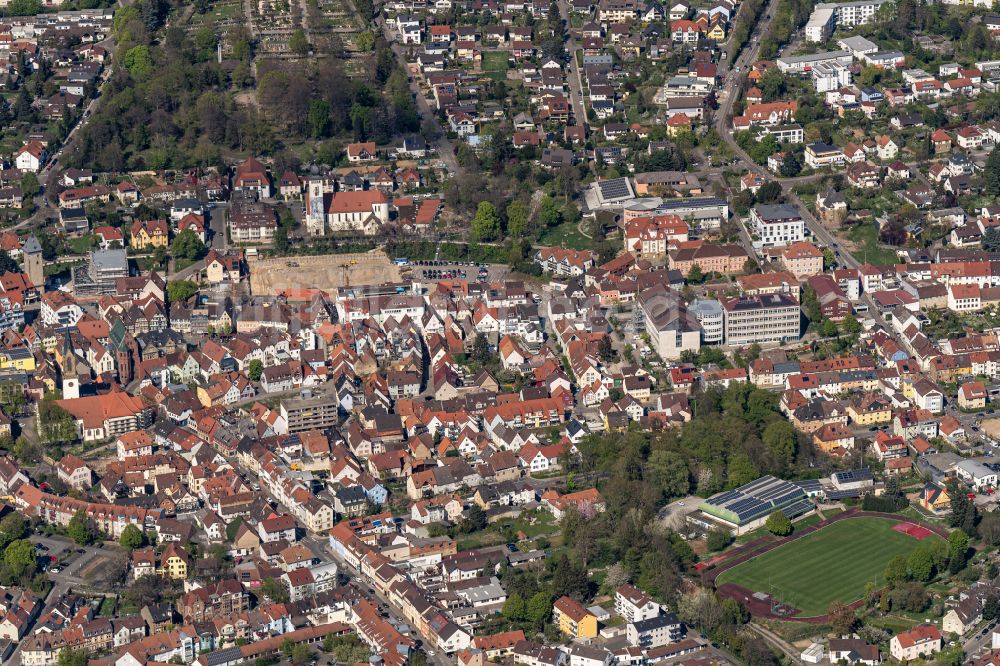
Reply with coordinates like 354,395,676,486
375,16,462,178
558,0,588,126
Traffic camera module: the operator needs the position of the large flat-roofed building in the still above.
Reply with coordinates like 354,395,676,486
594,177,636,206
805,0,889,41
805,5,835,42
73,248,129,296
280,388,341,434
776,50,852,74
721,293,801,346
653,196,729,230
749,203,805,248
691,475,813,535
638,285,702,360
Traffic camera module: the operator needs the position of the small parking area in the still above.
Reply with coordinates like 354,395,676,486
407,260,509,283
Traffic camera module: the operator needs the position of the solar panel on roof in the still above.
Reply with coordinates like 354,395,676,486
825,489,862,500
598,178,632,199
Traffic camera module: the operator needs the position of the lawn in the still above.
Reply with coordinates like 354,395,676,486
537,219,591,251
482,51,509,80
715,517,942,616
843,222,899,266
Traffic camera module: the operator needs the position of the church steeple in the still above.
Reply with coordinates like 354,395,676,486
61,331,79,400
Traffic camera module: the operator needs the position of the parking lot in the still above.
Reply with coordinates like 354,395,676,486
406,260,509,283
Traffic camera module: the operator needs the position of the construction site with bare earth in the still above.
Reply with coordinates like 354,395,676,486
247,250,403,294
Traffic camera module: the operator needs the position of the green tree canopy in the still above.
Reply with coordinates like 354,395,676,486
3,538,36,579
506,199,530,238
289,30,310,55
167,280,199,304
247,359,264,381
171,228,206,262
471,201,501,242
119,524,145,550
68,509,96,546
764,511,792,536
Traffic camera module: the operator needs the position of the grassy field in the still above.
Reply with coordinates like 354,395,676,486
482,51,509,80
537,219,592,251
843,222,899,266
716,517,941,616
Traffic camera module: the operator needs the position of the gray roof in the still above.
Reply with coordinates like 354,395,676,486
90,248,128,271
22,235,41,255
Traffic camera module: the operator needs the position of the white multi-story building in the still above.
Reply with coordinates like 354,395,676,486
721,293,802,346
749,204,805,248
805,0,888,41
690,298,724,344
763,124,805,143
812,62,852,92
615,584,661,623
805,142,846,169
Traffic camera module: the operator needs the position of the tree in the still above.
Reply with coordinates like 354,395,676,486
526,590,551,628
981,512,1000,546
261,577,289,603
68,509,95,546
471,201,501,241
4,538,36,579
289,30,310,55
885,554,908,583
677,588,723,632
123,45,154,79
827,601,856,636
0,514,27,548
0,250,19,276
647,449,691,498
687,264,703,284
471,334,490,364
6,0,41,14
985,594,1000,621
841,314,861,337
755,181,782,203
764,511,792,536
948,530,970,572
891,581,929,612
119,524,145,550
20,172,39,200
247,359,264,382
907,546,934,582
506,199,530,238
57,649,89,666
503,592,526,621
171,229,206,262
706,527,733,552
761,420,796,472
779,151,801,177
598,335,614,362
37,399,77,445
307,99,331,139
225,518,244,542
538,196,562,228
986,145,1000,196
550,554,591,601
604,562,629,591
462,505,488,532
355,30,375,51
166,280,199,304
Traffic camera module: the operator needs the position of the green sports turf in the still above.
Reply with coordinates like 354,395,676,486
715,517,942,616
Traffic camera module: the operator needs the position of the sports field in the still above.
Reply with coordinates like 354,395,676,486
715,517,942,616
